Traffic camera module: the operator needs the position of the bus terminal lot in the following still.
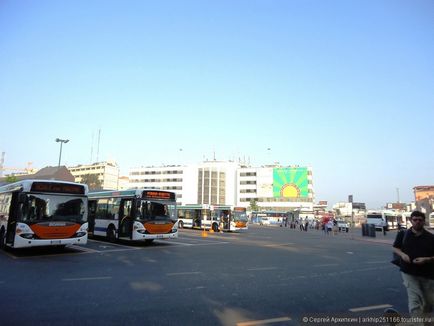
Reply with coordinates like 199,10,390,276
0,226,409,326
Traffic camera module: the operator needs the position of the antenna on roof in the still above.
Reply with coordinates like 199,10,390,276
96,129,101,162
90,131,94,163
0,152,4,178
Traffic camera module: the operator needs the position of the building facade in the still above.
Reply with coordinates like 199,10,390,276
129,164,196,204
414,185,434,217
128,161,314,215
68,161,120,190
237,164,314,216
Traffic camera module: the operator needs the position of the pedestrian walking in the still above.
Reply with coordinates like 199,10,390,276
326,219,333,235
392,210,434,318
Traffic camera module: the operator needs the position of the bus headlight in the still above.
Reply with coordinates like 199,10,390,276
75,223,88,237
20,233,34,239
16,224,34,239
137,229,146,234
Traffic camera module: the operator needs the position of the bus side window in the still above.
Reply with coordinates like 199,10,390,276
121,199,132,218
108,198,121,220
96,199,108,219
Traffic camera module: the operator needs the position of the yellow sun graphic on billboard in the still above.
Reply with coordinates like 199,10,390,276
273,167,309,198
281,184,300,197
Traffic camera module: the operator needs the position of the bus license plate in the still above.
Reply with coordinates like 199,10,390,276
51,240,61,245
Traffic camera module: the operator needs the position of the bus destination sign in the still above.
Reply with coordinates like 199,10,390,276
143,191,175,200
31,182,85,195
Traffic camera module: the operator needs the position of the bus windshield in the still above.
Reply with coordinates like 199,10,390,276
20,194,86,223
233,211,248,222
136,200,177,222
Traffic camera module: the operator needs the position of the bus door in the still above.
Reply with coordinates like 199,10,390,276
218,209,230,230
88,200,97,235
5,192,19,246
193,210,202,228
119,199,134,239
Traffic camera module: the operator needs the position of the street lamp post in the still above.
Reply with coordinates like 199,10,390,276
56,138,69,167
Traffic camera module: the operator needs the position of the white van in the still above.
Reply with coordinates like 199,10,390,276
366,211,388,231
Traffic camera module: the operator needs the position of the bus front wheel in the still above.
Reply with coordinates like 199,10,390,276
179,221,184,229
145,239,154,245
212,223,219,232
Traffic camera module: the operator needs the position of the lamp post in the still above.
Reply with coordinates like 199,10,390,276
55,138,69,167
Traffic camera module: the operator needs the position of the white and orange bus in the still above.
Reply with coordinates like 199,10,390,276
88,189,178,244
0,179,88,249
177,204,248,232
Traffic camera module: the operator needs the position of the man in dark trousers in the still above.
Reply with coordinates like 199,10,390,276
392,210,434,318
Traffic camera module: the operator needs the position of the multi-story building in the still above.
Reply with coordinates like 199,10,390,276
237,164,314,216
332,201,367,225
128,161,314,216
68,161,120,190
129,164,194,204
414,185,434,216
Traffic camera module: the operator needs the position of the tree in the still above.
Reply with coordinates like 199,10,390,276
248,198,259,212
5,175,18,183
80,174,103,191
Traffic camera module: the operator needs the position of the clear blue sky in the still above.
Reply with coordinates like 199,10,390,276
1,0,433,209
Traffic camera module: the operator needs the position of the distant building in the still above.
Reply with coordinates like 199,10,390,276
129,161,315,216
237,164,314,217
332,201,366,225
68,161,120,190
117,176,130,190
0,166,75,185
413,185,434,216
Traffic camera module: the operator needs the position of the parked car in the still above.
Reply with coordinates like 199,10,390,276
336,220,349,232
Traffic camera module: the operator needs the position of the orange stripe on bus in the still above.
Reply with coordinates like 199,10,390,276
30,224,81,239
144,222,174,234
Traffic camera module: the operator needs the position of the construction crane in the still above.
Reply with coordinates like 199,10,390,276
0,152,35,177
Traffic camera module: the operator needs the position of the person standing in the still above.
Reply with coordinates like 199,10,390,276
392,210,434,318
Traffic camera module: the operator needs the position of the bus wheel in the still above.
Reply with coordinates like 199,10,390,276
0,228,5,249
107,226,116,243
212,223,219,232
179,221,184,229
145,239,154,245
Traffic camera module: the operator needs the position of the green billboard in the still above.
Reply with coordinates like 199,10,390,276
273,167,309,198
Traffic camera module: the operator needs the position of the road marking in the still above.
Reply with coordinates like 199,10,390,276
171,241,229,246
62,276,112,282
247,267,278,271
349,304,392,312
166,271,202,276
160,240,193,246
95,248,140,253
264,243,295,247
72,246,99,253
88,239,138,249
237,316,291,326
